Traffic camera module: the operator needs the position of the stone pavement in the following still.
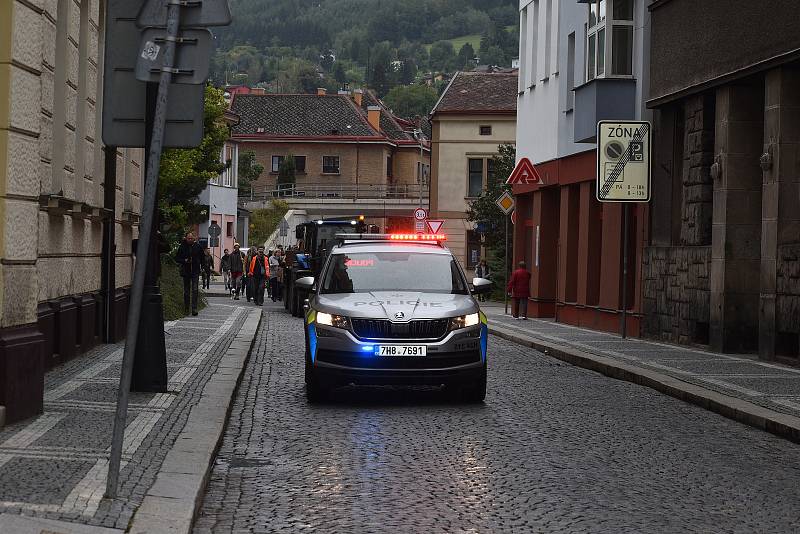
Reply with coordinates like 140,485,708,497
195,302,800,533
0,300,260,532
483,304,800,441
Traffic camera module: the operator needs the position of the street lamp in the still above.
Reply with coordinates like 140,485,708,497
413,129,426,209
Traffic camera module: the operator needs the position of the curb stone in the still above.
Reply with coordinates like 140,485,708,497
490,323,800,445
127,308,263,534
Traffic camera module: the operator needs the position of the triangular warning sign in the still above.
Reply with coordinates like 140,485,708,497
427,220,445,234
506,157,543,185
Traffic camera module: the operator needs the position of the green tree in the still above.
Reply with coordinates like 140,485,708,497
333,62,347,84
458,43,476,69
277,153,297,189
237,150,264,197
159,85,228,242
429,40,456,72
249,200,290,246
481,45,506,67
466,144,516,287
383,84,439,119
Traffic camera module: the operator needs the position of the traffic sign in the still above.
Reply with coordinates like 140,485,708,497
506,157,543,185
209,237,220,248
596,121,651,202
208,222,221,238
414,220,426,233
426,220,445,234
102,0,205,148
495,191,515,215
413,208,428,221
137,0,233,28
135,28,214,85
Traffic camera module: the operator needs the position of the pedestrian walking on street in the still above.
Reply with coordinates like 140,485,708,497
269,250,280,302
507,261,532,320
201,247,213,290
221,248,232,292
248,246,270,306
229,243,246,300
244,247,257,302
475,259,491,302
175,231,204,316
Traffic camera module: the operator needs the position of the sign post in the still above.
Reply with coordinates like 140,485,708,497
496,191,515,315
596,120,652,339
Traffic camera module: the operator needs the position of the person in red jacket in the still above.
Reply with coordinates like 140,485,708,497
507,261,532,320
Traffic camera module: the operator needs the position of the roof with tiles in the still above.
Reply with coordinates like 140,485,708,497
431,71,519,115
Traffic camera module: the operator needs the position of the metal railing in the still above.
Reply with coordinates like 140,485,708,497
242,182,429,203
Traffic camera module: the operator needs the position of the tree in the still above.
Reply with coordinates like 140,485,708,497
458,43,476,69
159,85,228,243
277,153,297,189
399,59,418,85
466,144,516,285
237,151,264,197
429,40,456,72
333,62,347,84
383,84,439,119
481,45,506,67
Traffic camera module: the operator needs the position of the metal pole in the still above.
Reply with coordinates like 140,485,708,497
504,215,509,315
106,0,182,499
620,203,630,339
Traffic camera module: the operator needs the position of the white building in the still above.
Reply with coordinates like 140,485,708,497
198,139,240,271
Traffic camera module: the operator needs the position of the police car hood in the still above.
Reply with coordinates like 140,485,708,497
316,292,477,320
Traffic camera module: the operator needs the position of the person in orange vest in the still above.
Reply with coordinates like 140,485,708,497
248,246,270,306
507,261,532,320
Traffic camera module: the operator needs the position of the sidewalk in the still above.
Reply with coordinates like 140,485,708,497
483,303,800,443
0,300,261,533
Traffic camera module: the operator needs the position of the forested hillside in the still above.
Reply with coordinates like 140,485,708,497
211,0,518,102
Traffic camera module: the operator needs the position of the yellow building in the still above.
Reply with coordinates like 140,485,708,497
0,0,142,424
429,71,518,272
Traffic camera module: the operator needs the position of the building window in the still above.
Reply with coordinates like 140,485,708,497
271,155,284,173
466,230,482,269
226,221,234,237
294,156,306,173
479,125,492,136
566,32,575,110
323,155,340,174
518,6,527,91
387,155,393,178
468,158,484,197
586,0,633,80
544,0,552,78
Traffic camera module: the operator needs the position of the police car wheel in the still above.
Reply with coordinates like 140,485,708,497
305,371,327,403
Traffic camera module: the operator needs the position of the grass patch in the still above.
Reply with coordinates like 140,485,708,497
250,200,290,247
160,255,208,321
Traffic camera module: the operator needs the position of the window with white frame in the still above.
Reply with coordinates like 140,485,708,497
566,32,575,110
271,155,284,173
586,0,633,81
222,145,234,187
322,155,340,174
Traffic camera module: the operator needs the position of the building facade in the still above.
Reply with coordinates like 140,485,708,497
1,0,142,424
198,139,240,271
644,0,800,361
429,71,518,271
231,89,430,233
512,0,650,333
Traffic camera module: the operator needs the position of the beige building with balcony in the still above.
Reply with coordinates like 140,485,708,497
1,0,142,424
429,71,518,272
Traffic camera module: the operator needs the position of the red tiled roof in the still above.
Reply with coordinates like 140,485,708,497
432,71,518,115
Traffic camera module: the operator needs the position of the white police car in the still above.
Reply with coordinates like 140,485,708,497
297,233,491,402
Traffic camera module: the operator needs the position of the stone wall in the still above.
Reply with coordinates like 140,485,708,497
642,246,711,344
777,244,800,334
680,94,715,246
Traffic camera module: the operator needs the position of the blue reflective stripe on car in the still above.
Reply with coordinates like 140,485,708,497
480,324,488,363
307,324,318,363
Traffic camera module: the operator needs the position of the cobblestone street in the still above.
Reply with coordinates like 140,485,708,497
195,304,800,533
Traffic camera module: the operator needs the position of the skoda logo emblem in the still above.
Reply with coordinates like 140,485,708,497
394,311,405,320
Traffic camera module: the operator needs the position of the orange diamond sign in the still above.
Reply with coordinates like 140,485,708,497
495,191,515,215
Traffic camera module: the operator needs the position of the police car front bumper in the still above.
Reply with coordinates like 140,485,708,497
307,319,487,387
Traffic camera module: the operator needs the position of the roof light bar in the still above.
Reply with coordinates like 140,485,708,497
335,233,447,242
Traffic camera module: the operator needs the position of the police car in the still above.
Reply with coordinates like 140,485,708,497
296,233,492,402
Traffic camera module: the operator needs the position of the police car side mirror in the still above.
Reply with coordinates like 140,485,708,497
471,277,493,295
296,276,315,291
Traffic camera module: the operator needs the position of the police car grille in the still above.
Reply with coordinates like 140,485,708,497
351,319,450,340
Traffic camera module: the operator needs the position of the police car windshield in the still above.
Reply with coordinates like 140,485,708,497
321,252,469,294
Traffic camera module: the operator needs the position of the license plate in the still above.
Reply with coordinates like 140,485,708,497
375,345,427,357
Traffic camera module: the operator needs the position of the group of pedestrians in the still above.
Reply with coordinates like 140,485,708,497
175,231,212,316
219,244,290,305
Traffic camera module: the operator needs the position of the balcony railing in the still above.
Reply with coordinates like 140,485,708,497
242,182,429,203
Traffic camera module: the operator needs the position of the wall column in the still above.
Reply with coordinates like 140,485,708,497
761,65,800,359
711,81,764,353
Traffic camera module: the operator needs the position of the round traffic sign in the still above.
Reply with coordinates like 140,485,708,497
413,208,428,221
208,222,221,238
605,141,625,160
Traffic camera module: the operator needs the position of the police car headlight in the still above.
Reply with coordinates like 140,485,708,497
450,313,479,330
316,312,350,329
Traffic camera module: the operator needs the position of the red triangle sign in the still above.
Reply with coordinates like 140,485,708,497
506,157,543,185
426,220,445,234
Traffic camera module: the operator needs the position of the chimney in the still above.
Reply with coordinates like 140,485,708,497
317,88,327,96
251,87,265,96
367,105,381,132
353,89,363,107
